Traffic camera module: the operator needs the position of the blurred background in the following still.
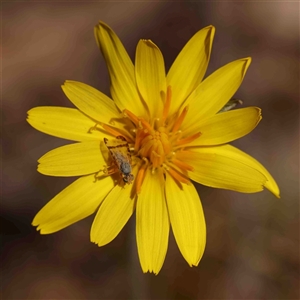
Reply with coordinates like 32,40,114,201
2,1,299,299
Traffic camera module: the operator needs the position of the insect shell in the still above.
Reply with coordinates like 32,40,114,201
104,136,134,184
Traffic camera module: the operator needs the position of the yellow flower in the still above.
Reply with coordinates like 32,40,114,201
27,21,280,274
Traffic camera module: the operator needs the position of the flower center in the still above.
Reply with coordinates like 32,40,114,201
101,86,201,192
127,86,201,183
138,126,171,168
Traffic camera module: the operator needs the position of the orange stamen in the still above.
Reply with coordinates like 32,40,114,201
101,124,132,142
152,143,164,168
123,109,139,126
160,132,172,154
101,124,123,137
172,158,194,172
134,129,147,152
149,142,159,167
139,139,153,158
156,140,164,157
167,167,190,185
151,153,160,169
175,132,202,146
169,130,182,143
140,119,152,132
175,150,195,161
123,109,153,132
172,106,189,133
136,164,147,194
161,86,172,124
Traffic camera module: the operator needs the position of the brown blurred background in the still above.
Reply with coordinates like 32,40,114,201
2,2,299,299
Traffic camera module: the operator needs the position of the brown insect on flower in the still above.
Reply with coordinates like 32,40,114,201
104,136,134,184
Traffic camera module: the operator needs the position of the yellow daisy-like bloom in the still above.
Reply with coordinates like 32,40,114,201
27,22,280,274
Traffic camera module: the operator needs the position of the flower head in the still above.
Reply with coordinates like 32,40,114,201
27,22,280,274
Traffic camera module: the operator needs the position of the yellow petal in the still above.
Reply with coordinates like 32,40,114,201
136,169,169,274
61,81,122,126
176,146,267,193
38,141,105,177
187,107,262,146
167,25,215,116
32,174,115,234
94,21,146,117
165,173,206,266
182,58,252,136
27,107,110,142
91,181,136,246
213,145,280,197
135,40,166,119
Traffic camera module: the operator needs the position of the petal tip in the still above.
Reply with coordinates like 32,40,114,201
39,227,52,235
241,56,252,62
244,56,252,65
264,186,280,199
61,84,67,93
239,57,252,77
138,39,157,49
36,165,43,173
237,57,252,67
27,108,34,115
97,20,108,27
202,24,215,32
32,219,38,226
36,224,43,232
256,107,262,123
266,184,280,199
96,21,111,31
207,25,216,34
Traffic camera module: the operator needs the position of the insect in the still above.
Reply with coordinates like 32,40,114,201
104,136,134,184
218,98,243,113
